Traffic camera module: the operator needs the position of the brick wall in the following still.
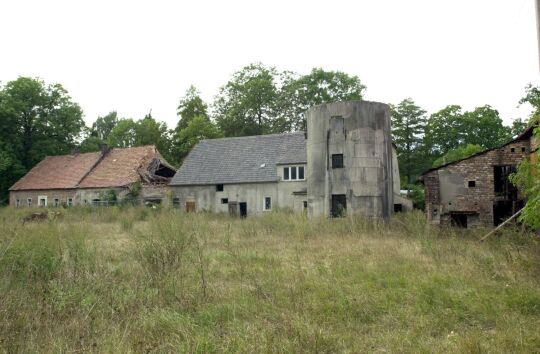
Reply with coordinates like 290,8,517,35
423,137,531,228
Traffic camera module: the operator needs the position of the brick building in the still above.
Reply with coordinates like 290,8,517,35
421,126,536,228
9,145,175,207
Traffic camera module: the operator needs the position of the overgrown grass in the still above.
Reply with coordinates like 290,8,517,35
0,207,539,353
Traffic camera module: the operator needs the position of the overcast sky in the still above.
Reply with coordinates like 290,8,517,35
1,0,538,128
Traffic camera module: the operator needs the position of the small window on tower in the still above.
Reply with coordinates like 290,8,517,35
332,154,344,169
522,147,526,152
468,181,476,188
511,148,515,153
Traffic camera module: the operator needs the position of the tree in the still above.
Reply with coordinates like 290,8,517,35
107,118,137,148
176,85,208,131
432,144,484,168
280,68,366,131
424,105,466,155
213,63,286,136
173,115,223,162
425,105,510,156
462,105,509,149
391,98,427,184
519,84,540,121
92,111,118,140
509,118,529,137
0,77,85,202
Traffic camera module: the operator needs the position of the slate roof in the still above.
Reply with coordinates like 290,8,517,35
10,145,175,191
9,152,101,191
170,132,307,186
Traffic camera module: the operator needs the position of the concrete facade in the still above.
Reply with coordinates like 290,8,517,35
306,101,394,218
171,165,307,215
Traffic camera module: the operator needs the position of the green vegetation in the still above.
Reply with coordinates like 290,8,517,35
1,208,539,352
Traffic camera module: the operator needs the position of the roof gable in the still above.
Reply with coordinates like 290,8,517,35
170,132,307,186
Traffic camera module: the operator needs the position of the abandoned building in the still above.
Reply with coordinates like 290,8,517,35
421,126,537,228
170,100,411,217
9,145,175,207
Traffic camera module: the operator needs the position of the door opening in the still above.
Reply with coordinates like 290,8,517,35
331,194,347,217
239,202,247,217
450,213,468,228
186,200,196,213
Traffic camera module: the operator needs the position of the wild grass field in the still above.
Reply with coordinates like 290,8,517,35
1,207,540,353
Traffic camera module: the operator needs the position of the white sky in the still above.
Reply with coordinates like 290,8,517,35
1,0,539,128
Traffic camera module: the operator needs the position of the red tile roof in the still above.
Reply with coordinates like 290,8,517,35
9,145,174,191
9,152,101,191
78,146,160,188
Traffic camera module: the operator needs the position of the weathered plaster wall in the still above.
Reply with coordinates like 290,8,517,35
10,189,77,207
424,138,531,227
306,101,394,218
171,179,307,215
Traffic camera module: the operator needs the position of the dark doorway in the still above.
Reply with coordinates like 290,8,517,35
494,165,517,198
450,213,468,228
493,201,513,226
394,204,403,213
331,195,347,217
239,202,247,218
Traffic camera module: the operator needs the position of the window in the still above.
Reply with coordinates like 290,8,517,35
511,148,515,153
27,198,32,207
15,199,20,208
522,147,526,152
468,181,476,188
283,166,305,181
216,184,224,192
172,197,181,208
332,154,344,168
38,196,47,207
264,197,272,211
303,201,308,209
221,198,228,204
494,165,516,196
67,198,73,207
53,198,60,207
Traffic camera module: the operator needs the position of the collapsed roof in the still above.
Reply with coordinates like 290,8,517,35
9,145,176,191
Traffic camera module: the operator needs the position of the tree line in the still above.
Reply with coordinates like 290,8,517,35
0,63,536,205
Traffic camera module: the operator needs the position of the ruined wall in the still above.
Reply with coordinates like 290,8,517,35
306,101,394,218
424,138,531,227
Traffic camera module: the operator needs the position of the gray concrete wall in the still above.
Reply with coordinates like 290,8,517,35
306,101,394,218
171,179,307,215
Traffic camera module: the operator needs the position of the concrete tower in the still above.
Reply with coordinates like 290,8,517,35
306,101,394,218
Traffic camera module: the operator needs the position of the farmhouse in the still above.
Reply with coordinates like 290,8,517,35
170,101,412,217
421,125,537,228
9,145,175,207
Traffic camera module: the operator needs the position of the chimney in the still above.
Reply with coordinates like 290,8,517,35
100,143,110,155
71,147,81,155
